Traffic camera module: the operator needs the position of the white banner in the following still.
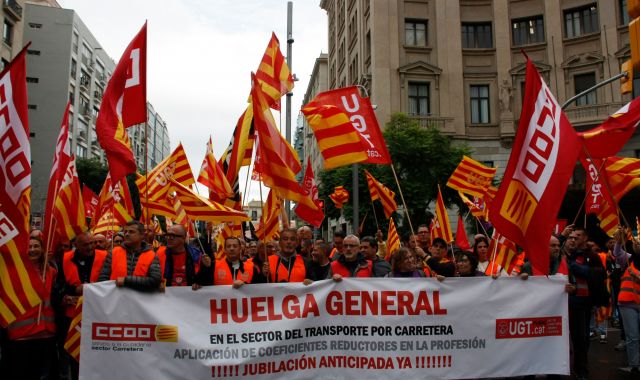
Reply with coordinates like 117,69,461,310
81,277,569,379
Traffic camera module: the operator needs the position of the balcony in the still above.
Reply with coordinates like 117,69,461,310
410,115,455,134
563,102,624,128
3,0,22,22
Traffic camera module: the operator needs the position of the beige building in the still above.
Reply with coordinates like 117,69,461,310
316,0,640,173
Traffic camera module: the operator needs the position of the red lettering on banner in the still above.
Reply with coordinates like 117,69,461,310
92,322,155,341
495,316,562,339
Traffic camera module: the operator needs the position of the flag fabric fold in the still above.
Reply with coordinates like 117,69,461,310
431,185,453,243
364,170,397,218
255,32,294,110
294,160,324,227
52,157,87,241
446,156,497,198
455,215,471,251
256,190,282,242
197,136,234,200
82,186,99,220
96,22,147,183
385,218,400,261
169,179,249,224
329,186,350,209
136,143,195,202
489,58,581,275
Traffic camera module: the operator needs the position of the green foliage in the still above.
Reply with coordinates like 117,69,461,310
318,113,471,237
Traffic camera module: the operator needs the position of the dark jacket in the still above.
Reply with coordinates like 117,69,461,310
568,248,608,306
98,242,162,291
164,244,201,286
371,257,392,278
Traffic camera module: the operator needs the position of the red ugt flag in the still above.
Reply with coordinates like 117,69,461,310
489,59,581,275
97,22,147,183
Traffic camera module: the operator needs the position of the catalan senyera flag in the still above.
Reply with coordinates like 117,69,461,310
256,189,282,242
43,102,72,250
255,32,294,110
301,101,368,170
294,160,325,227
431,185,453,243
487,230,521,276
169,179,249,224
302,86,391,166
446,156,497,198
329,186,350,209
92,211,119,237
219,107,255,185
459,191,487,219
198,137,234,200
140,196,177,219
364,170,397,218
489,58,581,275
53,157,87,241
0,45,47,327
385,218,401,261
604,157,640,200
250,73,321,219
93,175,134,227
136,143,195,202
64,296,83,362
96,23,146,184
578,97,640,158
82,186,99,219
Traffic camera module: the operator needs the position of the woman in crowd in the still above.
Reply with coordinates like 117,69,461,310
456,251,484,277
5,236,60,379
473,236,491,274
387,247,426,278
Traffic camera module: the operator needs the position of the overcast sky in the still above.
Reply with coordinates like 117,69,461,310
57,0,328,202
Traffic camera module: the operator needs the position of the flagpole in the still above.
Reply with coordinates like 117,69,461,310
370,200,380,231
284,0,294,225
389,164,415,237
144,121,150,226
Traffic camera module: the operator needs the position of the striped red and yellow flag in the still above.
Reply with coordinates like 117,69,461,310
458,191,487,219
446,156,497,198
385,218,401,261
487,230,521,276
219,107,255,185
0,46,47,327
301,102,368,169
597,202,619,237
364,170,397,218
136,143,195,202
140,197,177,220
250,73,321,220
255,32,294,110
198,137,234,200
53,157,87,241
329,186,350,209
215,222,243,259
256,190,282,242
92,174,134,227
64,297,83,361
604,157,640,200
430,185,453,243
92,211,119,236
170,179,249,224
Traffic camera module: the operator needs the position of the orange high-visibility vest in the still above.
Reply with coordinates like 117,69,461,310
268,254,306,283
7,266,57,340
330,260,373,278
109,246,156,279
618,263,640,304
62,249,107,317
156,246,167,275
213,259,254,285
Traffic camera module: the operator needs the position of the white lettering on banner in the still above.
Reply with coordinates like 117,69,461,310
0,74,30,204
81,277,570,380
514,84,560,201
340,93,375,149
125,48,140,88
587,162,603,206
0,211,18,246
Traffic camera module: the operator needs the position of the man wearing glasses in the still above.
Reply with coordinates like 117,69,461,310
162,225,202,287
331,235,372,281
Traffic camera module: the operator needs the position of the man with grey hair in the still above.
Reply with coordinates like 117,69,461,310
331,234,372,280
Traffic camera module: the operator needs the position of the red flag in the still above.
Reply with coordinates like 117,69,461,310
580,157,619,235
294,160,324,227
303,86,391,165
43,102,72,251
53,157,87,241
455,215,471,251
329,186,350,209
489,59,581,275
96,22,147,183
82,186,99,219
0,45,47,326
577,97,640,158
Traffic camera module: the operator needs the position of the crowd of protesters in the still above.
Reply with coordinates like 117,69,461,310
0,219,638,379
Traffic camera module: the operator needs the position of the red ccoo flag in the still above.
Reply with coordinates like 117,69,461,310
96,22,147,183
82,185,99,219
43,102,72,251
489,59,581,275
0,45,47,326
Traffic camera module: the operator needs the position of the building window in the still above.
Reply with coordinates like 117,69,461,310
564,4,599,38
69,85,75,104
28,23,42,29
408,83,430,116
621,0,630,25
481,161,494,168
26,77,39,83
70,59,77,79
470,85,490,124
28,104,37,110
76,145,86,158
72,31,79,53
574,72,597,106
27,49,40,56
512,16,544,46
405,20,427,46
461,23,492,48
3,21,13,46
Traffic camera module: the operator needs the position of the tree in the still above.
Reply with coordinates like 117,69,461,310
319,113,471,237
